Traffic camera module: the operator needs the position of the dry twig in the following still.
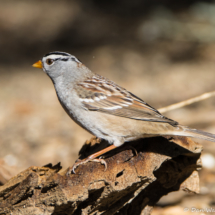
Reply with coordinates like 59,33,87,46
158,91,215,113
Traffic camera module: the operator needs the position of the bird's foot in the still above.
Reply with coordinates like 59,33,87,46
126,145,137,156
66,157,107,175
66,144,117,175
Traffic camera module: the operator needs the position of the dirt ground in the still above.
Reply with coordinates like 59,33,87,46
0,1,215,214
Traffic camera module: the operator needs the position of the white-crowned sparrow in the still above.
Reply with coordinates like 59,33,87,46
33,51,215,174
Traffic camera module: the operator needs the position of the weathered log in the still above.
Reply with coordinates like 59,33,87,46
0,136,202,215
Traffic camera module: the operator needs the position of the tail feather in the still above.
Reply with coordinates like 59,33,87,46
180,126,215,142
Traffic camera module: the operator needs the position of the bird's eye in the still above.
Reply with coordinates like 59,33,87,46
46,59,54,65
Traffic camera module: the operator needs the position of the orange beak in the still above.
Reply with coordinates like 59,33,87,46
32,60,43,69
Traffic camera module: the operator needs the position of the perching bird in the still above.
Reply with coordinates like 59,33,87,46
33,51,215,173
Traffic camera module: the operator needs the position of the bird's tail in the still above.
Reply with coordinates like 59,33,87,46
174,125,215,142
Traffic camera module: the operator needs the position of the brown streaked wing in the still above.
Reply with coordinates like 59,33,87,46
77,76,178,126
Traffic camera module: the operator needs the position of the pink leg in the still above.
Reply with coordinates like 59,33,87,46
67,144,117,175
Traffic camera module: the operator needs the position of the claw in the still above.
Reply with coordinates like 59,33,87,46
66,144,117,175
128,145,137,156
93,158,107,171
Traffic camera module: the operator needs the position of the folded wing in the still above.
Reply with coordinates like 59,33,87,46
76,75,178,126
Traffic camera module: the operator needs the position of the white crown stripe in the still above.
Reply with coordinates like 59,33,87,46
45,54,68,60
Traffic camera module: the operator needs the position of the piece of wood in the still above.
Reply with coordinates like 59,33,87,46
0,136,202,215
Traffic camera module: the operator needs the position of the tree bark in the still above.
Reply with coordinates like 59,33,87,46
0,136,202,215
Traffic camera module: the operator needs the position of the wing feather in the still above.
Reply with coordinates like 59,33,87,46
76,75,178,126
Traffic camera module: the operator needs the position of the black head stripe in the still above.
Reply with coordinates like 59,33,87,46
71,57,81,63
43,51,81,63
61,58,69,61
52,58,69,62
44,51,71,57
71,57,76,61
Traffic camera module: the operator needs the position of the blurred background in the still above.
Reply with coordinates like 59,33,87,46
0,0,215,214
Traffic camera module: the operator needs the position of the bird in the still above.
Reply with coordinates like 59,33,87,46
33,51,215,174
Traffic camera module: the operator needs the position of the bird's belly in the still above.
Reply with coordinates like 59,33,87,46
69,108,114,141
58,94,176,145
